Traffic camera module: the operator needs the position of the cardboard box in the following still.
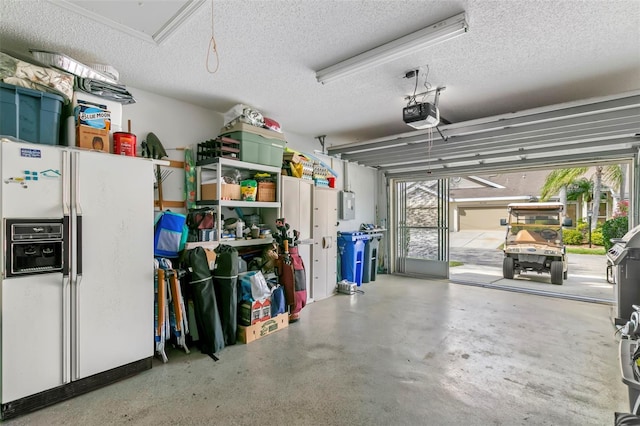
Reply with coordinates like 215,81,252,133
239,298,271,326
240,300,261,326
201,183,241,200
63,92,122,147
76,124,110,153
72,91,122,132
237,312,288,344
257,181,276,202
74,102,111,130
284,152,303,164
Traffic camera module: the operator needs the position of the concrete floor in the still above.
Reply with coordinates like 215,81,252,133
450,230,614,302
451,250,613,302
6,275,630,425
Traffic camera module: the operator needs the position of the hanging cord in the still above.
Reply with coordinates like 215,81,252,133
427,126,433,174
206,0,220,73
407,70,419,106
420,65,432,104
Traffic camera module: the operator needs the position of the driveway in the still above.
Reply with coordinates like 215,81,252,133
449,231,613,302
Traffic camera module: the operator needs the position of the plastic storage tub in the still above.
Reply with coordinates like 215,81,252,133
0,82,64,145
221,131,285,167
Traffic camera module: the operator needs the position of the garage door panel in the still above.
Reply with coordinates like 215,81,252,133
459,207,505,230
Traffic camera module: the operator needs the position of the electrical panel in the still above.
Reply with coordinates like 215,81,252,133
339,190,355,220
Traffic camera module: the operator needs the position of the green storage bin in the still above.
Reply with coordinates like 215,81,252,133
0,82,64,145
222,131,285,168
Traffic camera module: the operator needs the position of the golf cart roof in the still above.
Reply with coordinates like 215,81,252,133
507,202,564,211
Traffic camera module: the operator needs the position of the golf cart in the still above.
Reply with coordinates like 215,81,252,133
500,202,572,285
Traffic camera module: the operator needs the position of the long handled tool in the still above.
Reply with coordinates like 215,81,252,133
156,164,164,210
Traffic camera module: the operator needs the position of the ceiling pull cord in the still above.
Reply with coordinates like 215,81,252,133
206,0,220,74
427,127,433,174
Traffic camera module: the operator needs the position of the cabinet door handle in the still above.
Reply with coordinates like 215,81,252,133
322,236,332,248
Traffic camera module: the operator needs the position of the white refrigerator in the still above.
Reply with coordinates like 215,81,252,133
0,139,154,419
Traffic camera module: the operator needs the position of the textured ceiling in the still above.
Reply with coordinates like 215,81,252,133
1,0,639,148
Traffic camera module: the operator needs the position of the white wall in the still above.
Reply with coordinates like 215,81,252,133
271,130,379,233
122,87,222,209
281,130,319,154
119,89,379,229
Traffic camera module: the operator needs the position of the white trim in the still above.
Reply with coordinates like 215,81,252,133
452,196,532,203
49,0,205,46
467,176,505,189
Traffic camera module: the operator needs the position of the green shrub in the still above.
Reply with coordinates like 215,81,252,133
576,221,589,233
602,216,629,251
591,230,604,246
563,229,584,245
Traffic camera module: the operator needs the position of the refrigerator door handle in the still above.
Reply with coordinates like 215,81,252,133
62,274,71,384
63,215,70,276
72,274,82,380
74,151,83,276
62,150,70,216
74,151,83,216
77,215,83,275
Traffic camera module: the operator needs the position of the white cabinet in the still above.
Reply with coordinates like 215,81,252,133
188,157,281,249
280,179,337,302
280,176,313,301
312,187,338,301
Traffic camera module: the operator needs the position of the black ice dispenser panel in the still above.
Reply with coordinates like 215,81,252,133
5,219,64,277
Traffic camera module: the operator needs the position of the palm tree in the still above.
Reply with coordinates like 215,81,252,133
540,165,624,230
604,163,627,207
591,166,603,229
567,178,593,202
540,167,587,218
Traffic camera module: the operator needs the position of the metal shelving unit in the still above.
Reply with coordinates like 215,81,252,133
186,157,281,250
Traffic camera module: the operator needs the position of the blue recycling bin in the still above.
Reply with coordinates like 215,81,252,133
338,232,368,286
363,234,382,283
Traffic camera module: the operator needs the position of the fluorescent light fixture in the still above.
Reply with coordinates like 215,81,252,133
316,12,468,84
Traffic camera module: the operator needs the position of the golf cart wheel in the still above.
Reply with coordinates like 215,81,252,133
563,268,568,280
503,257,514,279
551,260,563,285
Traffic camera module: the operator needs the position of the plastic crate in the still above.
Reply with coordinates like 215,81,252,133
197,136,240,161
0,82,63,145
220,131,285,167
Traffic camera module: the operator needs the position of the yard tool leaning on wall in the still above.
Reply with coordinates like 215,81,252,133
142,132,169,210
275,218,307,322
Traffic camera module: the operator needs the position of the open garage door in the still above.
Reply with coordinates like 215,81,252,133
330,91,639,299
328,91,639,186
